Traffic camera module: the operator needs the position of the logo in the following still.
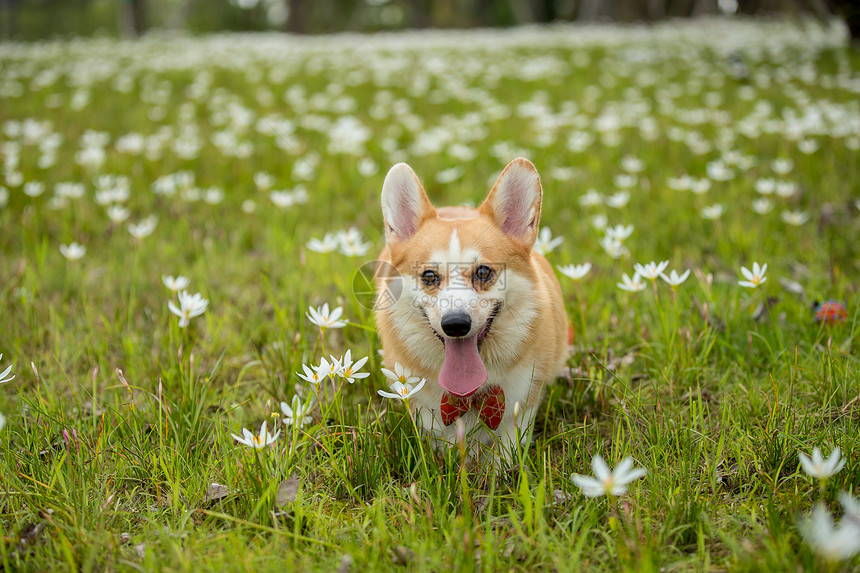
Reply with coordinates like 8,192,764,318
352,260,402,310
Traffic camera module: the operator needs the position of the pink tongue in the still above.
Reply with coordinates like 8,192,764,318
438,336,487,397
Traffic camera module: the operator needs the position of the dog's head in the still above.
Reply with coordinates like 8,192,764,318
376,158,543,397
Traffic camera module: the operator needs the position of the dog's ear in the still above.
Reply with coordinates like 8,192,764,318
479,158,542,246
381,163,436,243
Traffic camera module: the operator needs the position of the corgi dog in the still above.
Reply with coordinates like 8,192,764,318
375,158,568,455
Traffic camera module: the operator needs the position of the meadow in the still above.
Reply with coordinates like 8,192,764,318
0,17,859,572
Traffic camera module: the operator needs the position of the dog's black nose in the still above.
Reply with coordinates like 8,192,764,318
441,312,471,337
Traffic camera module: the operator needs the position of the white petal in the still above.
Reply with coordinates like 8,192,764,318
799,452,816,476
811,448,823,466
619,467,647,485
572,474,603,493
377,389,404,400
408,378,426,397
592,455,611,481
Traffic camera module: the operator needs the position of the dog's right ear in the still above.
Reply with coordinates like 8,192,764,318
381,163,436,243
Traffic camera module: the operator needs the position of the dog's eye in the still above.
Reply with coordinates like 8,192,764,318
474,265,493,282
421,269,439,286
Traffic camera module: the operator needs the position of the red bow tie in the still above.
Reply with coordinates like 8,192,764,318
440,385,505,430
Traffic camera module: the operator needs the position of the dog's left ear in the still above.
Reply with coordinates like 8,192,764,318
479,158,542,247
381,163,436,244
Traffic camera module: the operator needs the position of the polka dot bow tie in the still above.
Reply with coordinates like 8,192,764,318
440,386,505,430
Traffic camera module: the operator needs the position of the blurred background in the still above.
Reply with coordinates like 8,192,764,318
0,0,857,42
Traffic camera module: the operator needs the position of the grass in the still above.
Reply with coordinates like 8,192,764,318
0,18,859,572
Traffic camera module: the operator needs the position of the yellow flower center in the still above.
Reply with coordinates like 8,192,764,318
399,387,408,396
253,436,262,445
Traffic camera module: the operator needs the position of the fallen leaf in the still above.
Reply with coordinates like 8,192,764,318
552,489,572,506
336,554,354,573
390,545,413,566
204,482,231,504
276,474,300,507
778,277,806,300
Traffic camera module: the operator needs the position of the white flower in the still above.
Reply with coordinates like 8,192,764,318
557,263,591,281
280,395,314,428
798,139,819,154
357,158,378,176
781,210,809,226
162,275,190,292
254,171,274,190
775,181,798,198
167,290,209,328
660,269,691,287
571,455,647,497
106,205,130,223
799,447,846,479
23,181,45,197
840,492,860,521
738,262,768,289
0,410,4,431
306,303,347,329
599,236,628,259
798,503,860,561
336,228,372,257
617,272,646,293
771,157,794,175
752,198,773,214
620,155,644,173
270,190,295,208
380,362,422,386
0,354,14,384
335,227,363,245
378,379,426,400
339,239,372,257
128,216,157,239
634,260,669,281
60,242,86,261
533,227,563,256
701,203,725,220
296,361,328,385
613,174,637,189
321,355,342,380
338,349,369,384
231,421,280,449
591,214,608,231
755,178,776,195
579,189,603,207
667,175,692,191
306,233,339,253
706,160,734,181
436,166,464,184
689,178,712,195
605,224,634,241
605,190,630,208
